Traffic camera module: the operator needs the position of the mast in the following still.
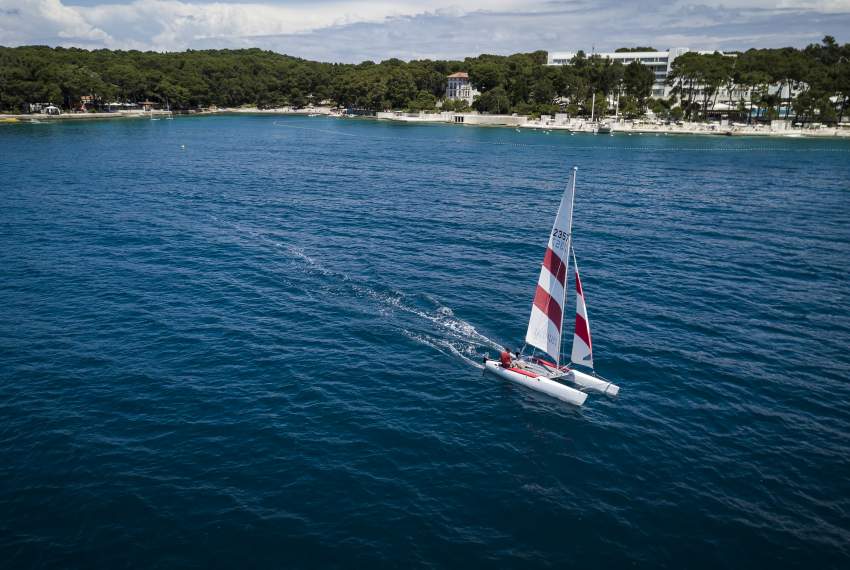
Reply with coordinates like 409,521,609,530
525,167,577,364
615,89,620,121
590,92,595,123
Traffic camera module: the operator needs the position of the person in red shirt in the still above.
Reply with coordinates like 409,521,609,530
499,349,512,368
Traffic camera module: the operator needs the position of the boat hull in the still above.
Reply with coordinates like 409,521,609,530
484,360,587,406
568,369,620,396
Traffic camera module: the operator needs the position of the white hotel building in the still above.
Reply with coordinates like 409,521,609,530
548,48,691,98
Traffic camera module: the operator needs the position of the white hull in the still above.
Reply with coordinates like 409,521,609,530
484,361,587,406
567,369,620,397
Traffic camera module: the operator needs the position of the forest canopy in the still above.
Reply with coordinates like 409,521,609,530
1,38,848,124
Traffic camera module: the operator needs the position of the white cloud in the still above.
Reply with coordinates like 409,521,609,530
1,0,849,60
0,0,112,45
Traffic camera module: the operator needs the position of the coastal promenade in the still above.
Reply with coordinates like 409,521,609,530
3,106,849,138
0,109,174,122
225,107,850,138
370,110,850,138
0,106,331,124
524,119,850,138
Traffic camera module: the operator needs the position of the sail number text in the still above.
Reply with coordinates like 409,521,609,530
551,228,570,250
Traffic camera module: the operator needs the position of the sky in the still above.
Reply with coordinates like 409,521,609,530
1,0,849,62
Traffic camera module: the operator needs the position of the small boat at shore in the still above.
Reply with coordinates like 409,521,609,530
484,167,621,406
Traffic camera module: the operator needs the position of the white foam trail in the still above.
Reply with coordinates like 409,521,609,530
359,286,502,351
285,245,352,282
215,225,503,368
402,331,485,370
285,246,503,361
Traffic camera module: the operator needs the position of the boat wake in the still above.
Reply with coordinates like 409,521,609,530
284,245,502,369
402,331,486,370
212,216,503,369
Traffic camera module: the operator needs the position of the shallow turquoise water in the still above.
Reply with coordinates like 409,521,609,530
1,115,850,568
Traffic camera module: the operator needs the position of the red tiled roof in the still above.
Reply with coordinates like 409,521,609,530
447,72,469,78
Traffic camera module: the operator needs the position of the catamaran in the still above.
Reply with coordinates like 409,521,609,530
484,167,620,406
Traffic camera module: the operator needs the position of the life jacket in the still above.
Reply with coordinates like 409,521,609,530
499,351,512,368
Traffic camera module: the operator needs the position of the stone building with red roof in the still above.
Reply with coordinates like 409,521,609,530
445,72,478,106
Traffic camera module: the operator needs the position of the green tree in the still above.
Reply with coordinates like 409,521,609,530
648,97,671,119
619,95,640,118
473,86,510,114
531,76,555,104
622,61,654,110
385,68,417,109
469,61,505,92
441,98,471,112
615,47,657,53
408,90,437,111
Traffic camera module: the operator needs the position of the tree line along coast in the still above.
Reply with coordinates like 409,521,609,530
0,37,848,126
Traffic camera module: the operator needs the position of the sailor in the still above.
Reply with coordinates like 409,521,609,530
499,349,512,368
513,351,523,369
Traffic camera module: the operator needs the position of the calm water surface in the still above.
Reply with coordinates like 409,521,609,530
1,116,850,568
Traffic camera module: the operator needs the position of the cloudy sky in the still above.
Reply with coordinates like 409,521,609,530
1,0,849,62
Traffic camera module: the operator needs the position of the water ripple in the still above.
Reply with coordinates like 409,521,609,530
1,115,849,568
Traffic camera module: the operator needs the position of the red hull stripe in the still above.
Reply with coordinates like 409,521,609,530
575,313,592,348
575,270,584,296
543,248,567,285
533,285,563,332
509,368,538,378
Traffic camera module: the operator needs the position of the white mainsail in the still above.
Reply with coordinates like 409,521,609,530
570,250,594,368
525,167,577,363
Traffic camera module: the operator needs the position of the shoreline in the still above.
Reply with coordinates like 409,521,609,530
516,120,850,139
367,111,850,139
3,107,849,139
0,109,179,123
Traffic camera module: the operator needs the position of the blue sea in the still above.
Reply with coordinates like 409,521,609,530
2,115,850,568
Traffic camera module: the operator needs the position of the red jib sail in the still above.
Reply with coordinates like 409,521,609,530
570,250,593,369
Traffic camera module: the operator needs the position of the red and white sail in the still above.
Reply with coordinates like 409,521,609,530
525,167,577,363
570,250,593,368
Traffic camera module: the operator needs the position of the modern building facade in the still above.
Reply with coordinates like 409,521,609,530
445,72,479,105
547,48,691,98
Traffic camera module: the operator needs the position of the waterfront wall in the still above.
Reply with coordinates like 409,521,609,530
376,111,528,126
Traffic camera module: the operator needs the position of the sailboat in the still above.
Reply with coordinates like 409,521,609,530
484,167,620,406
